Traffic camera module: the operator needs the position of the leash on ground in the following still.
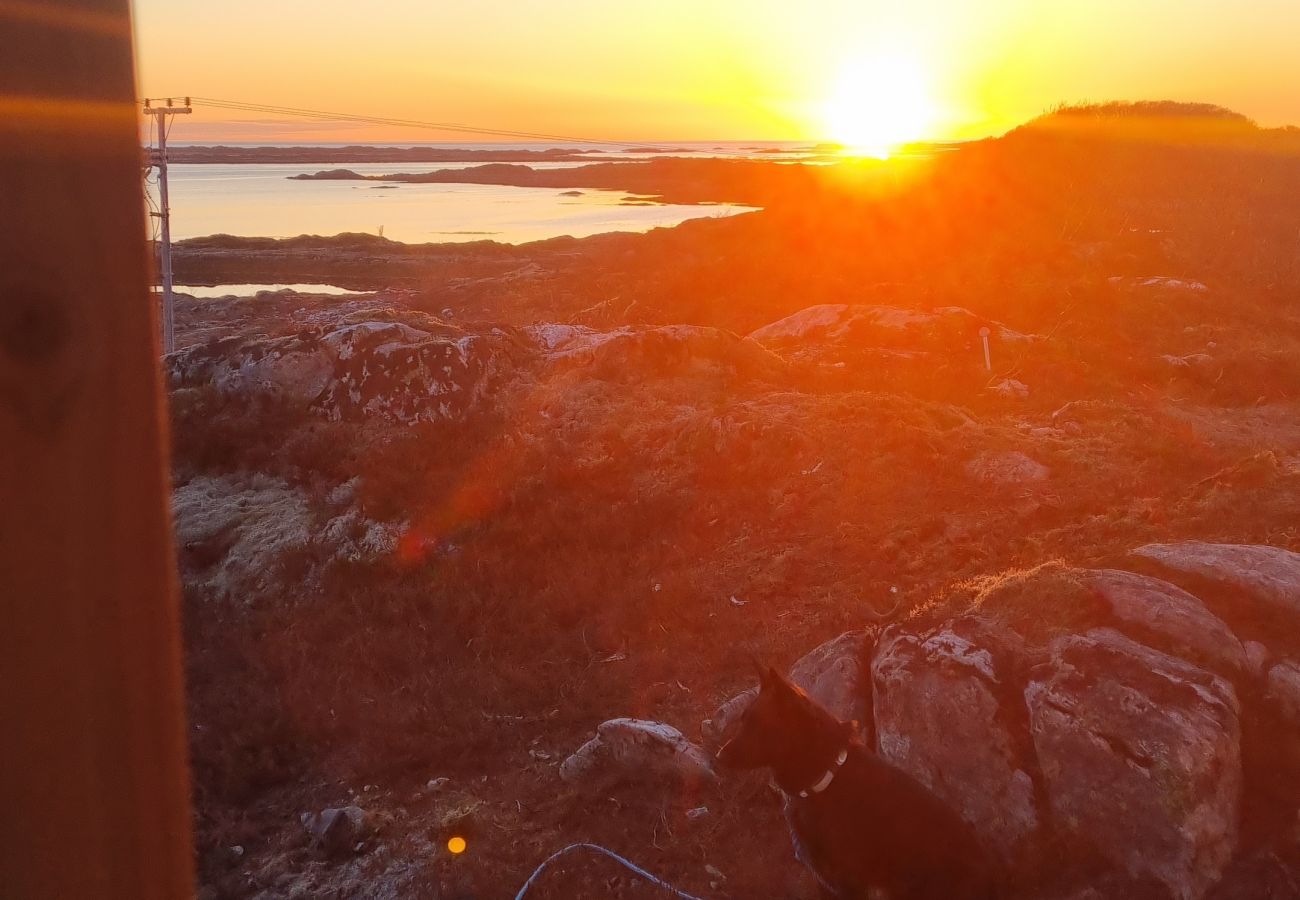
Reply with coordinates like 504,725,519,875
513,842,708,900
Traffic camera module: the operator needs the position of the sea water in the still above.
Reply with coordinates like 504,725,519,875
144,143,808,245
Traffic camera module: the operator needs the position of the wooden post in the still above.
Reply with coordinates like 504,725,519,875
0,2,195,898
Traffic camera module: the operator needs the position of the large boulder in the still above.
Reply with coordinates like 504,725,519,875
168,317,529,425
559,719,716,791
1132,543,1300,619
1082,569,1247,674
787,630,870,726
1025,628,1242,900
702,630,869,744
167,330,337,400
872,624,1040,862
315,321,524,424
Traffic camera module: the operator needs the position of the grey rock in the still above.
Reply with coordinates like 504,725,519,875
789,630,869,725
301,805,367,858
702,686,759,745
1083,569,1246,673
872,625,1039,862
559,719,716,790
169,317,528,426
702,630,868,744
1026,628,1241,900
1132,542,1300,618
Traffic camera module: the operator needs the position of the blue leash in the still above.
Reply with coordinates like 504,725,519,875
513,842,707,900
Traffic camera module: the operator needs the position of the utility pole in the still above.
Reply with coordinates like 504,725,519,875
143,97,191,354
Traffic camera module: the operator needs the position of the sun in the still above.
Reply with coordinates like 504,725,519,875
821,52,938,158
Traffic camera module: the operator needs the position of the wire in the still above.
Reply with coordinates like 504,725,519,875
143,113,161,246
186,96,625,147
513,843,707,900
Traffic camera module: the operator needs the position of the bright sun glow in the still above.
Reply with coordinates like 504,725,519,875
821,52,939,158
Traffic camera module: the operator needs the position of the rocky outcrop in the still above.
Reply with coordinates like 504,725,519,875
168,331,338,401
872,624,1040,862
747,304,1031,346
714,542,1300,898
314,321,525,424
1026,629,1241,900
560,718,716,790
168,317,530,426
1132,542,1300,619
1083,569,1247,674
746,304,1037,371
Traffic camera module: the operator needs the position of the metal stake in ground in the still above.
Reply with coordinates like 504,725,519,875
979,326,992,372
143,97,191,355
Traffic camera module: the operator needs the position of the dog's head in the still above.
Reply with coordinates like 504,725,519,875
716,665,850,771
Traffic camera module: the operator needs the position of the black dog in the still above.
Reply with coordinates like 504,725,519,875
717,666,998,899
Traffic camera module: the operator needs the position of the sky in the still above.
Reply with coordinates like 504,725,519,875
132,0,1300,144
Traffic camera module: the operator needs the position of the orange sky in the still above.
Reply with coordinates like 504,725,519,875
133,0,1300,143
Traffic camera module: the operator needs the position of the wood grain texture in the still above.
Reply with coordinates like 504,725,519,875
0,2,195,897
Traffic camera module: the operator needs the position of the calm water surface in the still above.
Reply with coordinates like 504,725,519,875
150,156,763,244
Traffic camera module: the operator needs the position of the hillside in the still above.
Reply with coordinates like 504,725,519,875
169,105,1300,899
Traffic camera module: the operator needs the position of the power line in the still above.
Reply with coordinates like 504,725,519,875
185,96,625,147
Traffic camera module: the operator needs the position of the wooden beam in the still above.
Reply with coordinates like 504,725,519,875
0,2,195,897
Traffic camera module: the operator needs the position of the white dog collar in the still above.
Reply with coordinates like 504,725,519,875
798,748,849,798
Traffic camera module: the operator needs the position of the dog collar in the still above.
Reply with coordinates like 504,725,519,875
797,748,849,798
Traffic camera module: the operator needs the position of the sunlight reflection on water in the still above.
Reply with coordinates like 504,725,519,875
151,162,759,244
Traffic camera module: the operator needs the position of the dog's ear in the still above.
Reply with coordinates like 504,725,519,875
761,666,804,702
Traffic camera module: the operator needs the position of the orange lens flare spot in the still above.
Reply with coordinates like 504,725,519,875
447,836,467,855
